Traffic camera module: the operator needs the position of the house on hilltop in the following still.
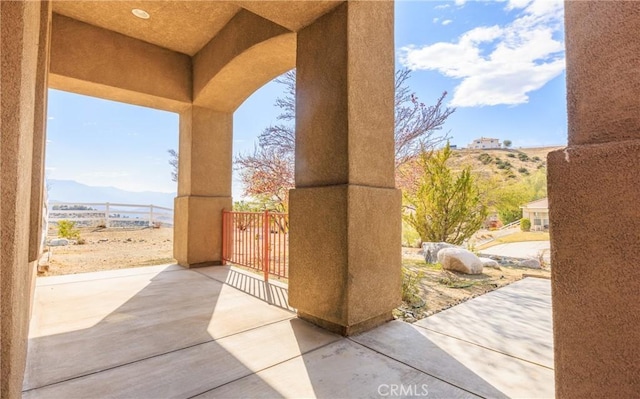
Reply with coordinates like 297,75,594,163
468,137,501,149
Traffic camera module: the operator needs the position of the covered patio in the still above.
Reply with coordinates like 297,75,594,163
4,1,640,397
23,265,554,398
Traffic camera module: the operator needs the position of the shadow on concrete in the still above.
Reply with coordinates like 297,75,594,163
194,318,511,398
22,267,548,398
195,266,293,312
415,278,554,369
22,266,295,398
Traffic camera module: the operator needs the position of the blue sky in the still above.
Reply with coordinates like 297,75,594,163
46,0,566,196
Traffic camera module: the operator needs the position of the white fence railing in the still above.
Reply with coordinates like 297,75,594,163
499,219,521,230
48,202,173,228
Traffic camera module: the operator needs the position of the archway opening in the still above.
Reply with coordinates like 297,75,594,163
42,89,178,276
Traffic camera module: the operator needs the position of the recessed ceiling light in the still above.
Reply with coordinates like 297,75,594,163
132,9,150,19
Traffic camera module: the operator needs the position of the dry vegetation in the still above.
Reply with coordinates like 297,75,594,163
396,248,550,322
447,146,562,182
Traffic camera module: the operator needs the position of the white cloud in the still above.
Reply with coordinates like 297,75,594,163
400,0,564,107
434,4,450,10
442,19,453,26
433,17,440,24
47,116,54,120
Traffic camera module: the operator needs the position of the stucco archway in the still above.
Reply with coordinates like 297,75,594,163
2,2,401,396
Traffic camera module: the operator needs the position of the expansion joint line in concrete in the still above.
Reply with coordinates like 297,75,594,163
346,338,484,398
412,324,554,370
183,339,343,399
21,317,294,393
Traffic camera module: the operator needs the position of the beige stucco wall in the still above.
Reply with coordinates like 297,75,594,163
549,1,640,397
1,1,48,397
193,9,295,111
174,107,233,266
289,2,400,335
49,14,192,113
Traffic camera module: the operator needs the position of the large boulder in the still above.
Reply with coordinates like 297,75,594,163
422,242,458,264
437,248,484,275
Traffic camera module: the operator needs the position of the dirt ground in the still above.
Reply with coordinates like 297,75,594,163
42,227,174,276
396,247,550,322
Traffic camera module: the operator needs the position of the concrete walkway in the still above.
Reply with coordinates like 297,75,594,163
23,265,554,398
480,241,551,262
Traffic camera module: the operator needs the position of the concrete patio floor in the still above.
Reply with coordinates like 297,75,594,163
23,265,554,398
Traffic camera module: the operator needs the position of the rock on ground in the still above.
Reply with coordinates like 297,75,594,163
422,242,458,263
48,238,69,246
517,259,542,269
479,257,501,269
438,248,484,275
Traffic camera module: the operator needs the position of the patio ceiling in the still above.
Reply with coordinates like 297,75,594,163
52,1,343,56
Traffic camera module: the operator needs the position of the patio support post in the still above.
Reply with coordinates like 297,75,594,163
174,106,232,267
549,2,640,397
1,1,50,397
289,1,401,336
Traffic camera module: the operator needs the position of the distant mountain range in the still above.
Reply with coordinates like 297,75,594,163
47,180,176,209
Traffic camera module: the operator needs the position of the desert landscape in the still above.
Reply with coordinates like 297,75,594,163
43,226,175,276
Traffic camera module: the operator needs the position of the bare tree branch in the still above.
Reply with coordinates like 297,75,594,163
168,149,178,183
233,68,455,209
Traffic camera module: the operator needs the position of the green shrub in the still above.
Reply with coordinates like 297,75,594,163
517,153,530,161
518,167,529,174
520,218,532,232
507,153,516,158
532,156,541,162
57,220,81,240
478,153,493,165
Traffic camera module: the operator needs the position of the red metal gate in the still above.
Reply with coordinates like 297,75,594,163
221,211,289,280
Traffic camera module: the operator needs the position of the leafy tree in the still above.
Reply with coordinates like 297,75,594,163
503,139,512,148
494,183,531,224
235,69,455,210
403,143,488,245
493,168,547,224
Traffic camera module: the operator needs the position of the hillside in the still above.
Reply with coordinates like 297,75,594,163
47,179,176,209
448,146,563,182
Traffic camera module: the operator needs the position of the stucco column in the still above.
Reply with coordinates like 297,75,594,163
549,2,640,397
1,1,49,397
289,2,401,336
174,106,232,267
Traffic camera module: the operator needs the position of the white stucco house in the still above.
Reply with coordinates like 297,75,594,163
521,198,549,231
468,137,501,149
